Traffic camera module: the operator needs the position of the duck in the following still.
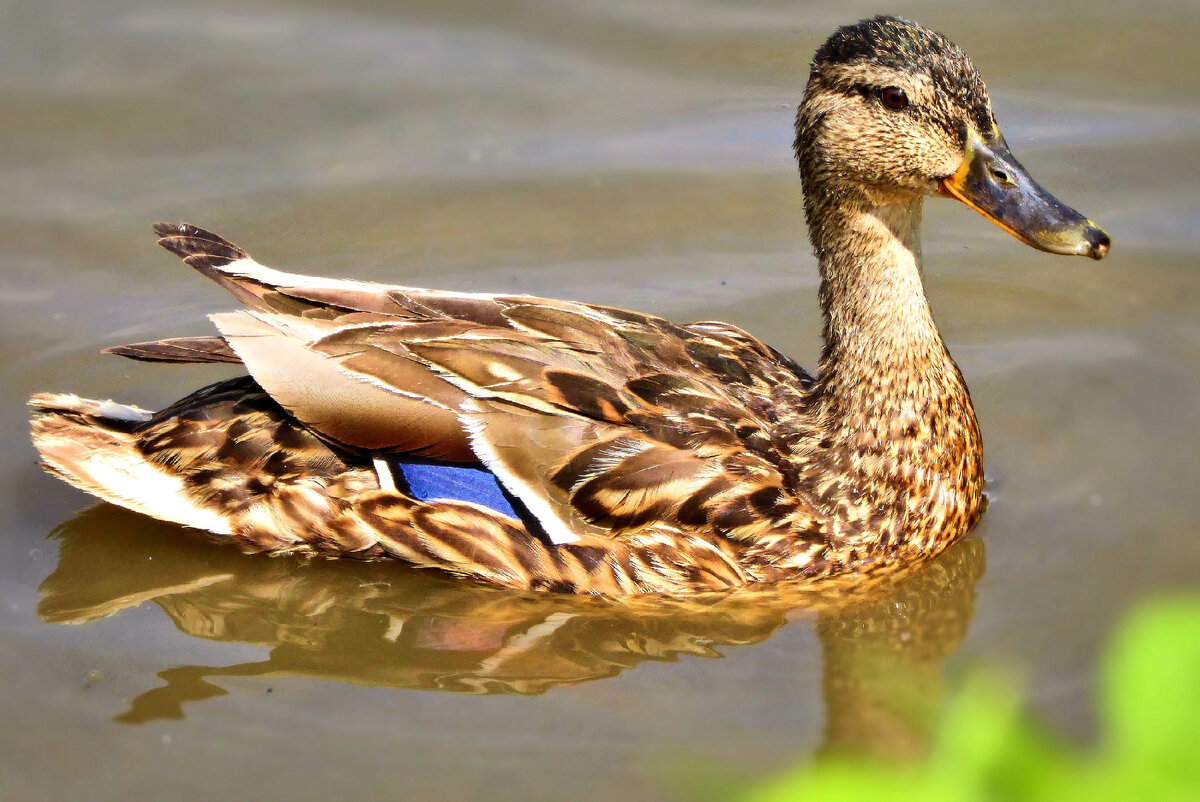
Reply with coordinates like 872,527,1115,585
29,16,1109,596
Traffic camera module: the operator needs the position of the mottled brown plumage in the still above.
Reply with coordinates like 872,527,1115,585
29,17,1108,595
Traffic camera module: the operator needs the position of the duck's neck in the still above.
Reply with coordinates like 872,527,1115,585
811,191,948,391
805,185,984,540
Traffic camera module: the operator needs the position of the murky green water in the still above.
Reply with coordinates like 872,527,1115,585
2,1,1198,799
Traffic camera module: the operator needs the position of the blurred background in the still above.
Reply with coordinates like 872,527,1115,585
1,1,1198,800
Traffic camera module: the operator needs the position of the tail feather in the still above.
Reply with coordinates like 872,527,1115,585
29,395,234,536
29,392,152,425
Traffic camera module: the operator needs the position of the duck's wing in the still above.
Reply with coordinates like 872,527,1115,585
143,224,824,548
150,221,529,324
400,316,825,548
134,222,537,461
104,336,241,364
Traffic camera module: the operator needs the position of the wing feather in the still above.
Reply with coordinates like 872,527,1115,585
211,312,474,460
150,223,827,549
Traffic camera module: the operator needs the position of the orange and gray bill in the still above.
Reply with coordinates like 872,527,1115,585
939,129,1110,260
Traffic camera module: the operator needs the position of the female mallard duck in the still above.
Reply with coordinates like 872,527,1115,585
30,16,1108,595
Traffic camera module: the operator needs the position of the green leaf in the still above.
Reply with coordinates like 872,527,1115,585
1101,597,1200,795
737,595,1200,802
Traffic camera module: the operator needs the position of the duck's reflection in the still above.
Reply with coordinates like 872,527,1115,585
39,505,984,746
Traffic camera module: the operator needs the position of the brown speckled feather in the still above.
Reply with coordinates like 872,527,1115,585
132,223,841,562
32,378,755,593
28,210,960,593
27,17,1108,594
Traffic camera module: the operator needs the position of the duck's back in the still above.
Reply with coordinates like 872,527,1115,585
33,224,848,594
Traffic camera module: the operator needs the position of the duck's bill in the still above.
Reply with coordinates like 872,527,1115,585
938,131,1110,260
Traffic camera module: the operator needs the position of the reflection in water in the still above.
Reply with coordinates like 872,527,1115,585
40,505,983,755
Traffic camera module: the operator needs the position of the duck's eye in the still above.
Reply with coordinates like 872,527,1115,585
880,86,909,111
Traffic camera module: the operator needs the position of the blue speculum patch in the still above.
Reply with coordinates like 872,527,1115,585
396,459,519,519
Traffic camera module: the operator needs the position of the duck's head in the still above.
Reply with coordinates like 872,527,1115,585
796,16,1109,260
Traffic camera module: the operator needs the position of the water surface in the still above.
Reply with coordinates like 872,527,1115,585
2,2,1198,800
